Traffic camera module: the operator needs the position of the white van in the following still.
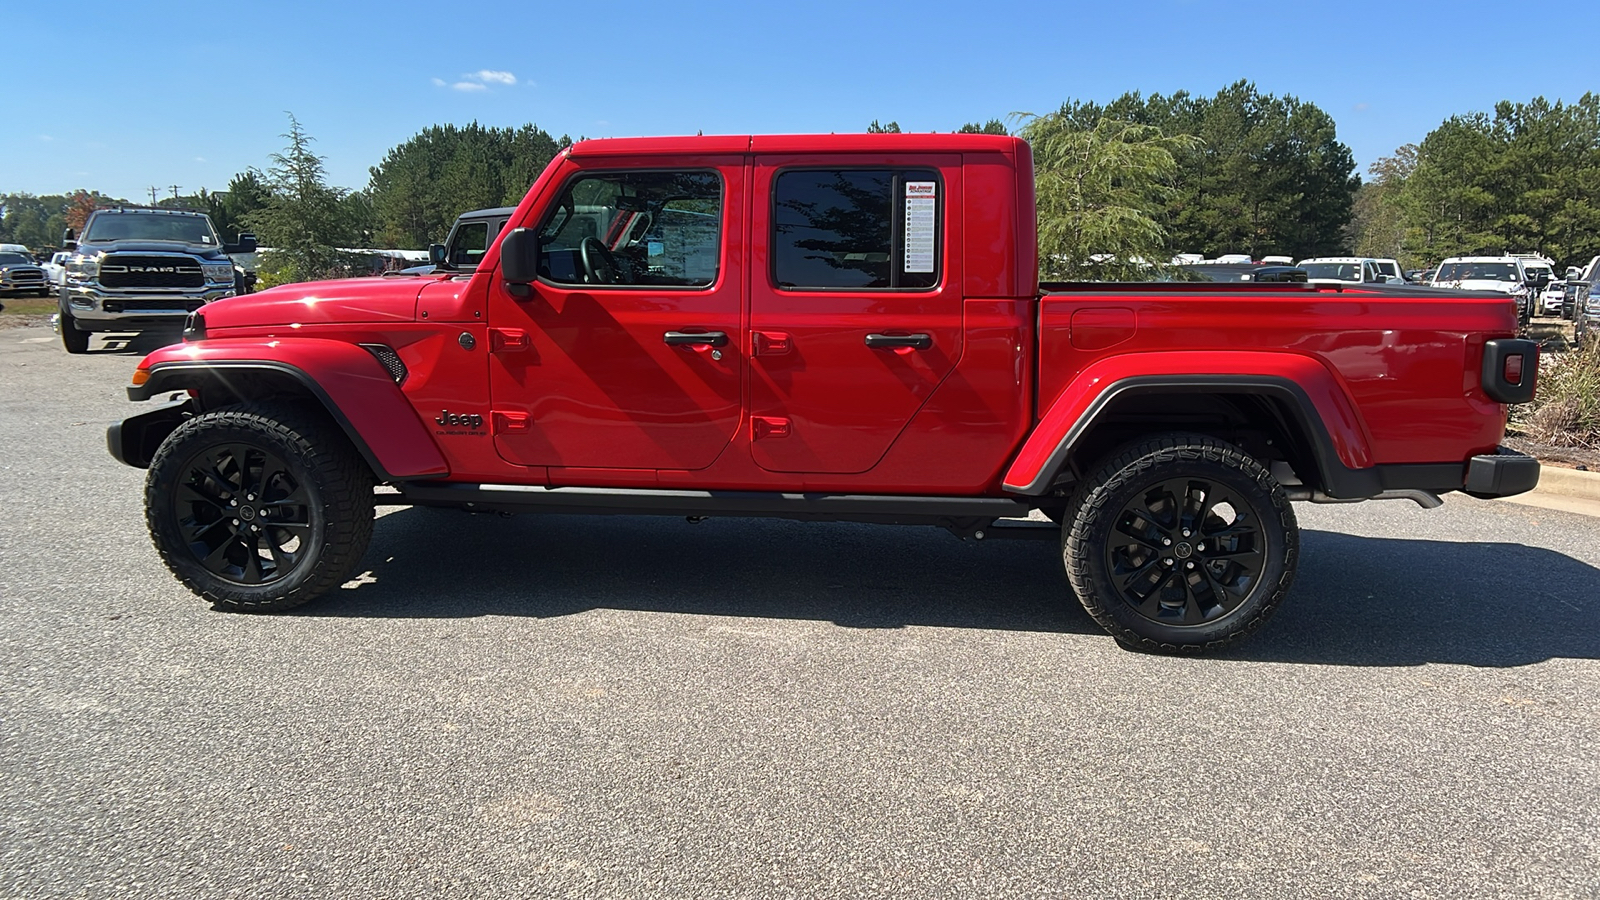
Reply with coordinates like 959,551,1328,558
1296,257,1400,284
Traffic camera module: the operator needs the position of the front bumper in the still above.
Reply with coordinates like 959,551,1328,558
1463,448,1540,499
63,283,234,330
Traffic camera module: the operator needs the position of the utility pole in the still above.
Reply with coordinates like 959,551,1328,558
148,186,159,206
168,185,182,202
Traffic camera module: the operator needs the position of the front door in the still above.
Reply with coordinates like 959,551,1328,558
487,160,745,473
746,156,964,474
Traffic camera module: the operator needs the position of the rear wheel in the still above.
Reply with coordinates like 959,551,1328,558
145,403,375,612
59,305,89,354
1064,433,1298,654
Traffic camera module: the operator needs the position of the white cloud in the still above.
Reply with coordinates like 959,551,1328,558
1353,102,1371,112
434,70,519,92
195,157,207,163
38,134,53,141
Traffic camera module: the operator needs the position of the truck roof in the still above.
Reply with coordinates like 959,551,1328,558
567,133,1027,158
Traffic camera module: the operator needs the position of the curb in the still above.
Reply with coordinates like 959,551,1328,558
1532,464,1600,501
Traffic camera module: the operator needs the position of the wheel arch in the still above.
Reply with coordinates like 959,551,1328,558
127,346,448,482
1005,362,1378,499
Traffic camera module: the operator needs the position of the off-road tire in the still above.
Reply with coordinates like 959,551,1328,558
1064,433,1298,654
59,306,89,354
145,402,375,612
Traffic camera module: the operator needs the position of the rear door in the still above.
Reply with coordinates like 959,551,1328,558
486,158,746,473
746,156,964,473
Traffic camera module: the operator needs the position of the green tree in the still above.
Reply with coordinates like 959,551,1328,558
1018,112,1196,281
248,113,362,283
1396,94,1600,267
366,122,567,248
866,119,902,133
1348,145,1416,264
958,119,1009,135
1052,82,1359,259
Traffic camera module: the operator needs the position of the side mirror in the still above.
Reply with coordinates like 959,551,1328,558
1385,275,1405,285
428,243,447,266
62,227,75,243
500,228,540,297
226,233,257,254
63,239,77,251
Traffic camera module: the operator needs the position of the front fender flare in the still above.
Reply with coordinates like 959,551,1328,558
129,339,449,481
1004,351,1376,497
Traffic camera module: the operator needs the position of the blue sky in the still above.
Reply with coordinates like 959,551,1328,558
3,0,1596,202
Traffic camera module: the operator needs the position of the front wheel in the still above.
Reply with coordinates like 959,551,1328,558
144,403,375,612
59,305,89,354
1064,434,1298,654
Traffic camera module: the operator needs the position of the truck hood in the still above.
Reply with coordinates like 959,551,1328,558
78,239,236,261
202,277,430,329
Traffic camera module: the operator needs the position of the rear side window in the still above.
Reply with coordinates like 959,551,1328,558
772,169,941,290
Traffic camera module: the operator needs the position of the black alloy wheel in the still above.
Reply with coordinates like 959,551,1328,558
145,403,374,612
1102,477,1266,627
1065,433,1298,654
172,442,314,586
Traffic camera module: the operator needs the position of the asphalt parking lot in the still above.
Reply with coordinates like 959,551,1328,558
2,323,1597,899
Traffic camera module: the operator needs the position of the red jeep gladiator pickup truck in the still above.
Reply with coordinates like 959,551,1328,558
108,133,1540,653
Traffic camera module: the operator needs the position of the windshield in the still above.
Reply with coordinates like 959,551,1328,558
0,252,33,265
1300,262,1361,281
1435,262,1519,282
83,212,219,245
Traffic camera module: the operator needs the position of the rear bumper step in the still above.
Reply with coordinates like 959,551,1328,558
1463,448,1540,498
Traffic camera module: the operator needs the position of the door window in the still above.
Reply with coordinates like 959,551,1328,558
771,169,941,291
536,170,723,288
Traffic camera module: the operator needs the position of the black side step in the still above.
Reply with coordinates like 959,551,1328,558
392,482,1032,527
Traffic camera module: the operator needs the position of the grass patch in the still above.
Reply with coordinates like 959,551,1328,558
1521,337,1600,449
0,297,58,316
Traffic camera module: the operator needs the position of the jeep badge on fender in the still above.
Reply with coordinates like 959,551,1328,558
435,410,484,430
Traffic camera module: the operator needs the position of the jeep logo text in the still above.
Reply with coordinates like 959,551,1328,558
435,410,484,429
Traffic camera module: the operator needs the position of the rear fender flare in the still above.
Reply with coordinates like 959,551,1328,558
129,339,449,481
1004,352,1376,497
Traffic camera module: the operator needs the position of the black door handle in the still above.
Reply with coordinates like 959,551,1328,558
865,333,932,351
663,331,729,347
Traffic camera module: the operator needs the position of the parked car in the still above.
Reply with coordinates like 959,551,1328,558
1430,255,1540,324
39,251,70,288
1539,281,1567,316
1296,257,1401,284
1372,258,1405,281
396,206,517,276
0,249,49,297
55,207,255,354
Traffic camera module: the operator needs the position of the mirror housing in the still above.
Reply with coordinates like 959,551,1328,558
500,228,540,297
225,233,257,254
428,243,447,267
63,239,77,251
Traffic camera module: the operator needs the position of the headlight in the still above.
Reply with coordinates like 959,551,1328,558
65,255,98,281
203,263,234,283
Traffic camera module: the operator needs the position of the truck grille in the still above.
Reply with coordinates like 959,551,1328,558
2,267,45,287
99,255,205,289
101,299,206,313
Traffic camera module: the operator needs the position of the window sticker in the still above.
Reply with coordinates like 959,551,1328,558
904,181,936,274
